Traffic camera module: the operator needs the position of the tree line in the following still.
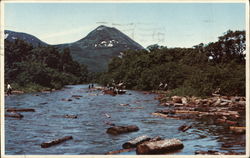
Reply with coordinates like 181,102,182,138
5,39,89,92
98,30,246,97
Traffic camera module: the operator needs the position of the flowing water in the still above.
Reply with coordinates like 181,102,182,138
5,84,245,155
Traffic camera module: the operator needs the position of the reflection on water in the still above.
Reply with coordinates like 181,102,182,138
5,85,245,155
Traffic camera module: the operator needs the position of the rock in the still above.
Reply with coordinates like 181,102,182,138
122,135,151,149
136,138,184,154
105,148,135,155
106,125,139,135
6,108,35,112
41,136,73,148
5,113,24,118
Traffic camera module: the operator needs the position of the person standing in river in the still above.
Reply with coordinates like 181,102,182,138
6,83,12,96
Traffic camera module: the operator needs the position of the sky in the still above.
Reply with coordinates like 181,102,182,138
4,2,246,48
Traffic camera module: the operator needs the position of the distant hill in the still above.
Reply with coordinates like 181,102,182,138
55,25,144,72
5,26,144,72
4,30,48,47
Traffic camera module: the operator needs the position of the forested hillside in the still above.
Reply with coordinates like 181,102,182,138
99,30,246,97
5,39,89,92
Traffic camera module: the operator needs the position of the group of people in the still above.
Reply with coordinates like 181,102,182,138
159,82,168,90
88,84,94,89
106,81,126,94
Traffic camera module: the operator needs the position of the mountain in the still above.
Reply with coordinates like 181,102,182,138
5,26,144,72
4,30,48,47
56,25,144,72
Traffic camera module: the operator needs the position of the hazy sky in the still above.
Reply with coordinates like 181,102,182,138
4,2,246,48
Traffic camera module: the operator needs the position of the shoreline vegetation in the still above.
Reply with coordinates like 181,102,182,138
5,30,246,98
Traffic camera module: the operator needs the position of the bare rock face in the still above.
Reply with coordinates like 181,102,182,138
136,138,184,154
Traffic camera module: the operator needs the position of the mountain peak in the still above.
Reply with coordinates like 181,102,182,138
96,25,110,31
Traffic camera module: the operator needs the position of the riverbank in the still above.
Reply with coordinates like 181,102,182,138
152,91,246,155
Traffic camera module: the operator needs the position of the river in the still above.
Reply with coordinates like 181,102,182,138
5,84,245,155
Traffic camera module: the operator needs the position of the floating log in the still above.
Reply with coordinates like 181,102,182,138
41,136,73,148
61,98,72,101
72,95,82,98
106,125,139,135
178,125,192,132
64,114,77,119
5,113,23,118
136,138,184,154
122,135,151,149
129,107,144,109
6,108,35,112
195,150,222,155
119,104,129,106
105,148,134,155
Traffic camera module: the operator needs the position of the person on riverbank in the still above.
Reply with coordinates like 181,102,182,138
6,83,12,96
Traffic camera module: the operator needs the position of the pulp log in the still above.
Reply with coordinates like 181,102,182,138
5,113,23,118
136,139,184,154
178,125,192,132
41,136,73,148
195,150,222,155
174,110,200,114
122,135,151,149
106,148,134,155
181,97,188,104
6,108,35,112
65,114,77,119
229,126,245,134
152,113,169,118
12,90,24,94
106,125,139,135
171,96,182,103
72,95,82,98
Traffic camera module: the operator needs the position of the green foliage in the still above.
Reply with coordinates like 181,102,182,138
99,30,246,97
5,39,89,92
